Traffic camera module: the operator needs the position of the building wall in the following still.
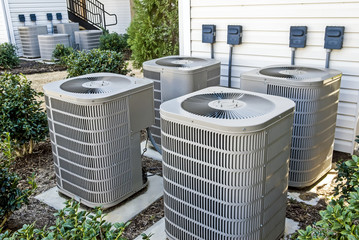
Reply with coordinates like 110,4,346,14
5,0,69,56
101,0,131,34
0,0,10,44
179,0,359,154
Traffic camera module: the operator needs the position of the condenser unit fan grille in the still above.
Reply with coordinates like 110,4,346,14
181,92,275,119
155,57,209,68
60,76,131,94
259,66,326,80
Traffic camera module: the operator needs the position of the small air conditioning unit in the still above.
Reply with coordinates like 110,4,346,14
38,34,70,60
161,86,295,240
143,56,220,146
53,23,79,48
241,65,342,188
74,30,102,51
43,73,154,208
18,25,48,57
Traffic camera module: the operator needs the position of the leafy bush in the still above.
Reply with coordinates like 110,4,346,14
0,133,37,228
0,73,48,156
0,199,152,239
127,0,179,68
334,155,359,200
52,44,74,64
297,188,359,240
0,43,19,70
64,49,129,78
100,32,130,53
297,155,359,240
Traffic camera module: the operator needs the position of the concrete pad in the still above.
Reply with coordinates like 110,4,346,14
104,175,163,223
35,175,163,224
288,169,337,206
134,217,166,240
287,191,320,206
133,217,299,239
35,186,72,210
141,140,162,161
285,218,300,237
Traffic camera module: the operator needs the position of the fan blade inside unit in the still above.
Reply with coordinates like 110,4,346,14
259,66,325,80
181,92,275,120
60,76,132,94
60,78,93,93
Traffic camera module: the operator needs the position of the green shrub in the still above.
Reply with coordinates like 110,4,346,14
334,155,359,200
0,133,37,228
0,199,152,239
297,188,359,240
0,73,48,156
52,44,74,64
297,155,359,240
0,43,19,70
100,32,130,53
64,49,129,78
127,0,179,68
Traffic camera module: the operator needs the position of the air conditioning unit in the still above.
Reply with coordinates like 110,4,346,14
53,23,79,48
161,86,295,240
38,34,70,61
241,65,342,188
18,25,48,57
74,30,102,51
143,56,220,146
43,73,154,208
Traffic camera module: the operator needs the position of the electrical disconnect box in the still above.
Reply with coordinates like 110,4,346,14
324,26,345,49
47,13,53,21
202,25,216,43
30,14,36,22
56,13,62,21
227,25,242,45
290,26,307,48
18,15,25,22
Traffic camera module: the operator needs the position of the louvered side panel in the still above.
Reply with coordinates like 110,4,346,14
46,96,133,206
144,69,162,146
162,119,273,240
266,77,340,187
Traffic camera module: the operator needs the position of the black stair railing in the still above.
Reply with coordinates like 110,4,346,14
67,0,117,30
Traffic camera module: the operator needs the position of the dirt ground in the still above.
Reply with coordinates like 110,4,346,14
8,60,66,75
1,62,354,239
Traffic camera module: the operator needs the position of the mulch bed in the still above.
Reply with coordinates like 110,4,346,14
7,60,66,75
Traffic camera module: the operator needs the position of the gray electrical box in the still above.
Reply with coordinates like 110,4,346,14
227,25,242,45
202,25,216,43
324,26,345,49
289,26,307,48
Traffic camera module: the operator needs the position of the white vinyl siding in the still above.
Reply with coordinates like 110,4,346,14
5,0,68,56
100,0,131,34
179,0,359,154
0,0,10,43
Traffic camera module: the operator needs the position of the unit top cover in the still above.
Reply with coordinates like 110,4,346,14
143,55,220,73
241,65,342,86
160,86,295,132
38,34,69,39
43,72,153,103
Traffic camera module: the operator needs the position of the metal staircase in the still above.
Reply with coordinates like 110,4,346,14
67,0,117,30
